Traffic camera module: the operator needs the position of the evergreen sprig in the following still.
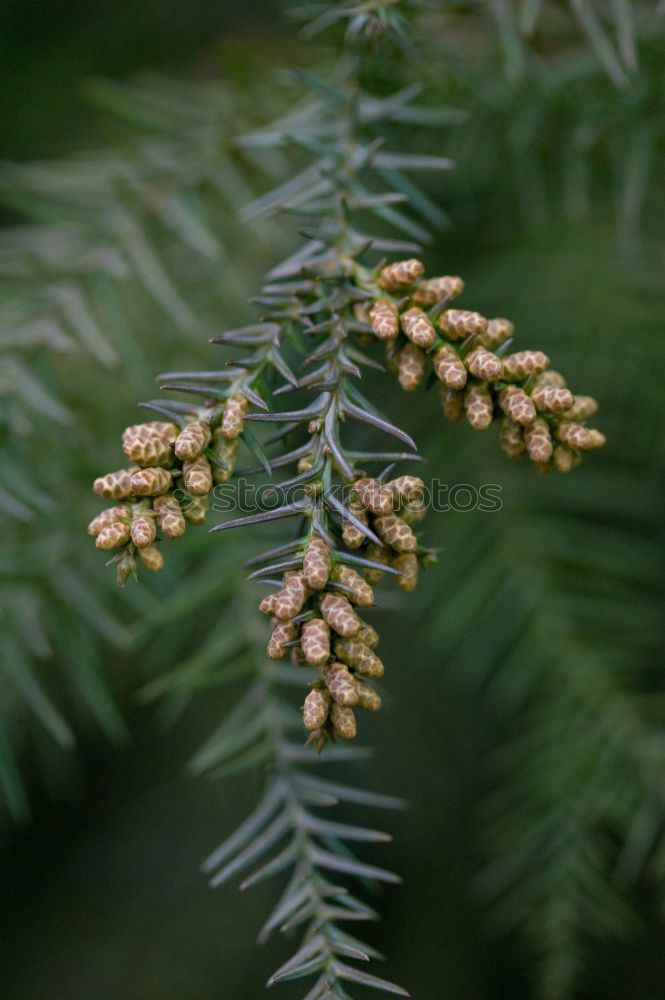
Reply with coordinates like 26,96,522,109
85,3,609,997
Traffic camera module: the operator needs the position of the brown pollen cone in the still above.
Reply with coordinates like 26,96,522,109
440,309,488,340
368,299,399,340
412,275,464,307
373,514,417,553
319,593,361,637
398,342,427,391
302,536,332,590
433,345,467,390
400,307,436,349
378,258,424,291
322,662,359,707
93,468,135,500
267,620,298,660
303,689,332,732
301,619,331,668
131,514,156,548
330,704,357,740
463,383,493,430
153,495,187,538
174,421,212,460
130,467,173,497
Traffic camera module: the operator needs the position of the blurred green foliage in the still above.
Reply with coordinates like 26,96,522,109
1,1,664,998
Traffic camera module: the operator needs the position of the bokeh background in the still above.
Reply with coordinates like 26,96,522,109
1,1,664,998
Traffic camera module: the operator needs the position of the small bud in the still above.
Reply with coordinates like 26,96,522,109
130,514,156,548
301,618,331,668
334,637,384,677
122,433,173,468
174,420,212,460
93,468,135,500
388,476,425,505
221,394,249,440
465,347,503,382
531,384,575,414
319,593,361,637
440,384,464,422
268,620,298,660
564,395,599,421
433,345,467,390
400,307,436,349
363,543,389,584
303,689,332,732
322,662,359,707
211,430,239,484
534,370,567,389
273,574,311,621
586,429,606,449
373,514,417,553
355,680,382,712
378,258,424,291
354,477,393,516
464,383,494,430
499,386,536,427
183,455,213,496
153,495,186,538
392,552,418,592
306,479,324,499
182,494,208,526
440,309,488,340
412,275,464,307
557,421,593,451
303,536,332,590
130,467,172,496
115,548,135,587
368,299,399,340
330,704,357,740
524,418,553,464
342,503,368,548
332,564,374,607
398,342,427,391
138,544,164,572
478,317,514,350
259,593,277,617
96,520,131,550
88,505,130,537
306,728,328,753
502,350,550,381
552,444,575,473
498,418,526,460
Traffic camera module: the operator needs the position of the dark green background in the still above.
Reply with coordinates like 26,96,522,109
1,2,664,998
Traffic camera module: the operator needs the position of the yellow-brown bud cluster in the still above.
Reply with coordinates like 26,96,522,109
258,537,382,747
348,474,426,592
258,506,426,748
257,477,427,746
89,396,249,582
360,259,605,474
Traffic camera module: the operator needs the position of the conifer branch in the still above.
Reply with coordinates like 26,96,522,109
85,1,607,994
